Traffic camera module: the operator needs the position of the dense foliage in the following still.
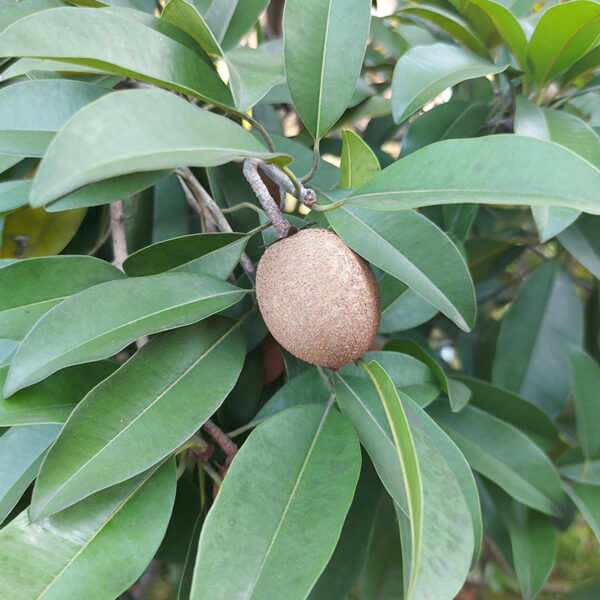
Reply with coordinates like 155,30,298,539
0,0,599,598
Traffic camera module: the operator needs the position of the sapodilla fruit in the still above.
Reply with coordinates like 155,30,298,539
255,228,380,369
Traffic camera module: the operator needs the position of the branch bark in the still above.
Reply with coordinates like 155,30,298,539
203,418,239,459
109,201,128,272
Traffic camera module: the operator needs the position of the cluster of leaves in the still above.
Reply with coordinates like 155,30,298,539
0,0,599,599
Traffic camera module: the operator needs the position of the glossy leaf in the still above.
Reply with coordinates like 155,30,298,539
0,460,176,600
0,58,107,81
226,46,284,112
347,135,600,215
563,480,600,542
0,362,117,426
339,129,381,189
509,503,556,600
205,0,269,51
526,1,600,87
30,318,244,520
123,233,247,279
396,5,488,57
3,273,246,396
0,424,60,523
378,274,438,334
559,214,600,279
283,0,371,138
563,45,600,85
0,6,234,106
0,255,124,340
162,0,222,57
0,180,30,214
191,404,361,600
325,202,476,331
0,79,111,157
400,100,488,158
363,362,474,600
567,346,600,460
391,43,506,123
1,206,87,259
30,89,290,208
384,339,471,412
429,402,566,516
467,0,527,68
492,261,583,417
452,375,558,449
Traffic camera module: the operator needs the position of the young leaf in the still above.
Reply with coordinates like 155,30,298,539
0,6,234,106
339,130,381,190
492,261,583,417
123,233,248,279
429,402,566,516
509,503,556,600
325,202,476,332
391,43,506,123
567,346,600,460
30,317,244,520
363,361,474,600
558,214,600,279
283,0,371,139
0,255,125,340
0,362,117,426
563,45,600,86
30,89,290,209
0,460,176,600
347,135,600,215
3,273,247,396
190,404,361,599
0,424,61,523
526,1,600,87
0,79,111,157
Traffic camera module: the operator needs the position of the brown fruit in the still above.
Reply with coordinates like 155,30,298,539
255,228,380,369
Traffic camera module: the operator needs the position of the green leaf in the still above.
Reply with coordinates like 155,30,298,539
363,361,474,600
384,339,472,412
563,45,600,86
0,155,21,176
30,317,244,520
0,6,234,106
205,0,269,51
358,494,404,600
0,0,63,33
30,89,290,208
0,180,30,215
283,0,371,138
492,261,583,417
0,460,176,600
509,503,556,600
563,480,600,542
162,0,222,57
339,129,381,190
0,424,60,523
123,233,248,279
466,0,527,69
514,96,600,240
3,273,247,396
559,459,600,486
0,79,111,157
429,402,566,516
378,274,438,334
558,214,600,279
396,5,489,57
347,135,600,215
0,58,107,82
226,46,285,112
526,1,600,87
0,362,117,426
152,174,191,242
452,375,558,449
309,457,382,600
325,202,476,331
190,404,361,600
391,43,506,123
0,255,125,340
400,100,489,157
567,346,600,461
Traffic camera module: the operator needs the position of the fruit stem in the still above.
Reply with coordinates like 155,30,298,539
243,158,291,239
300,139,321,184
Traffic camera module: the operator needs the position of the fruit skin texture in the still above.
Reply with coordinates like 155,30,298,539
256,228,380,369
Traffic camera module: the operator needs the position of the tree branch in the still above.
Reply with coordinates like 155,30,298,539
243,158,290,239
257,161,317,208
109,201,128,272
203,418,239,459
